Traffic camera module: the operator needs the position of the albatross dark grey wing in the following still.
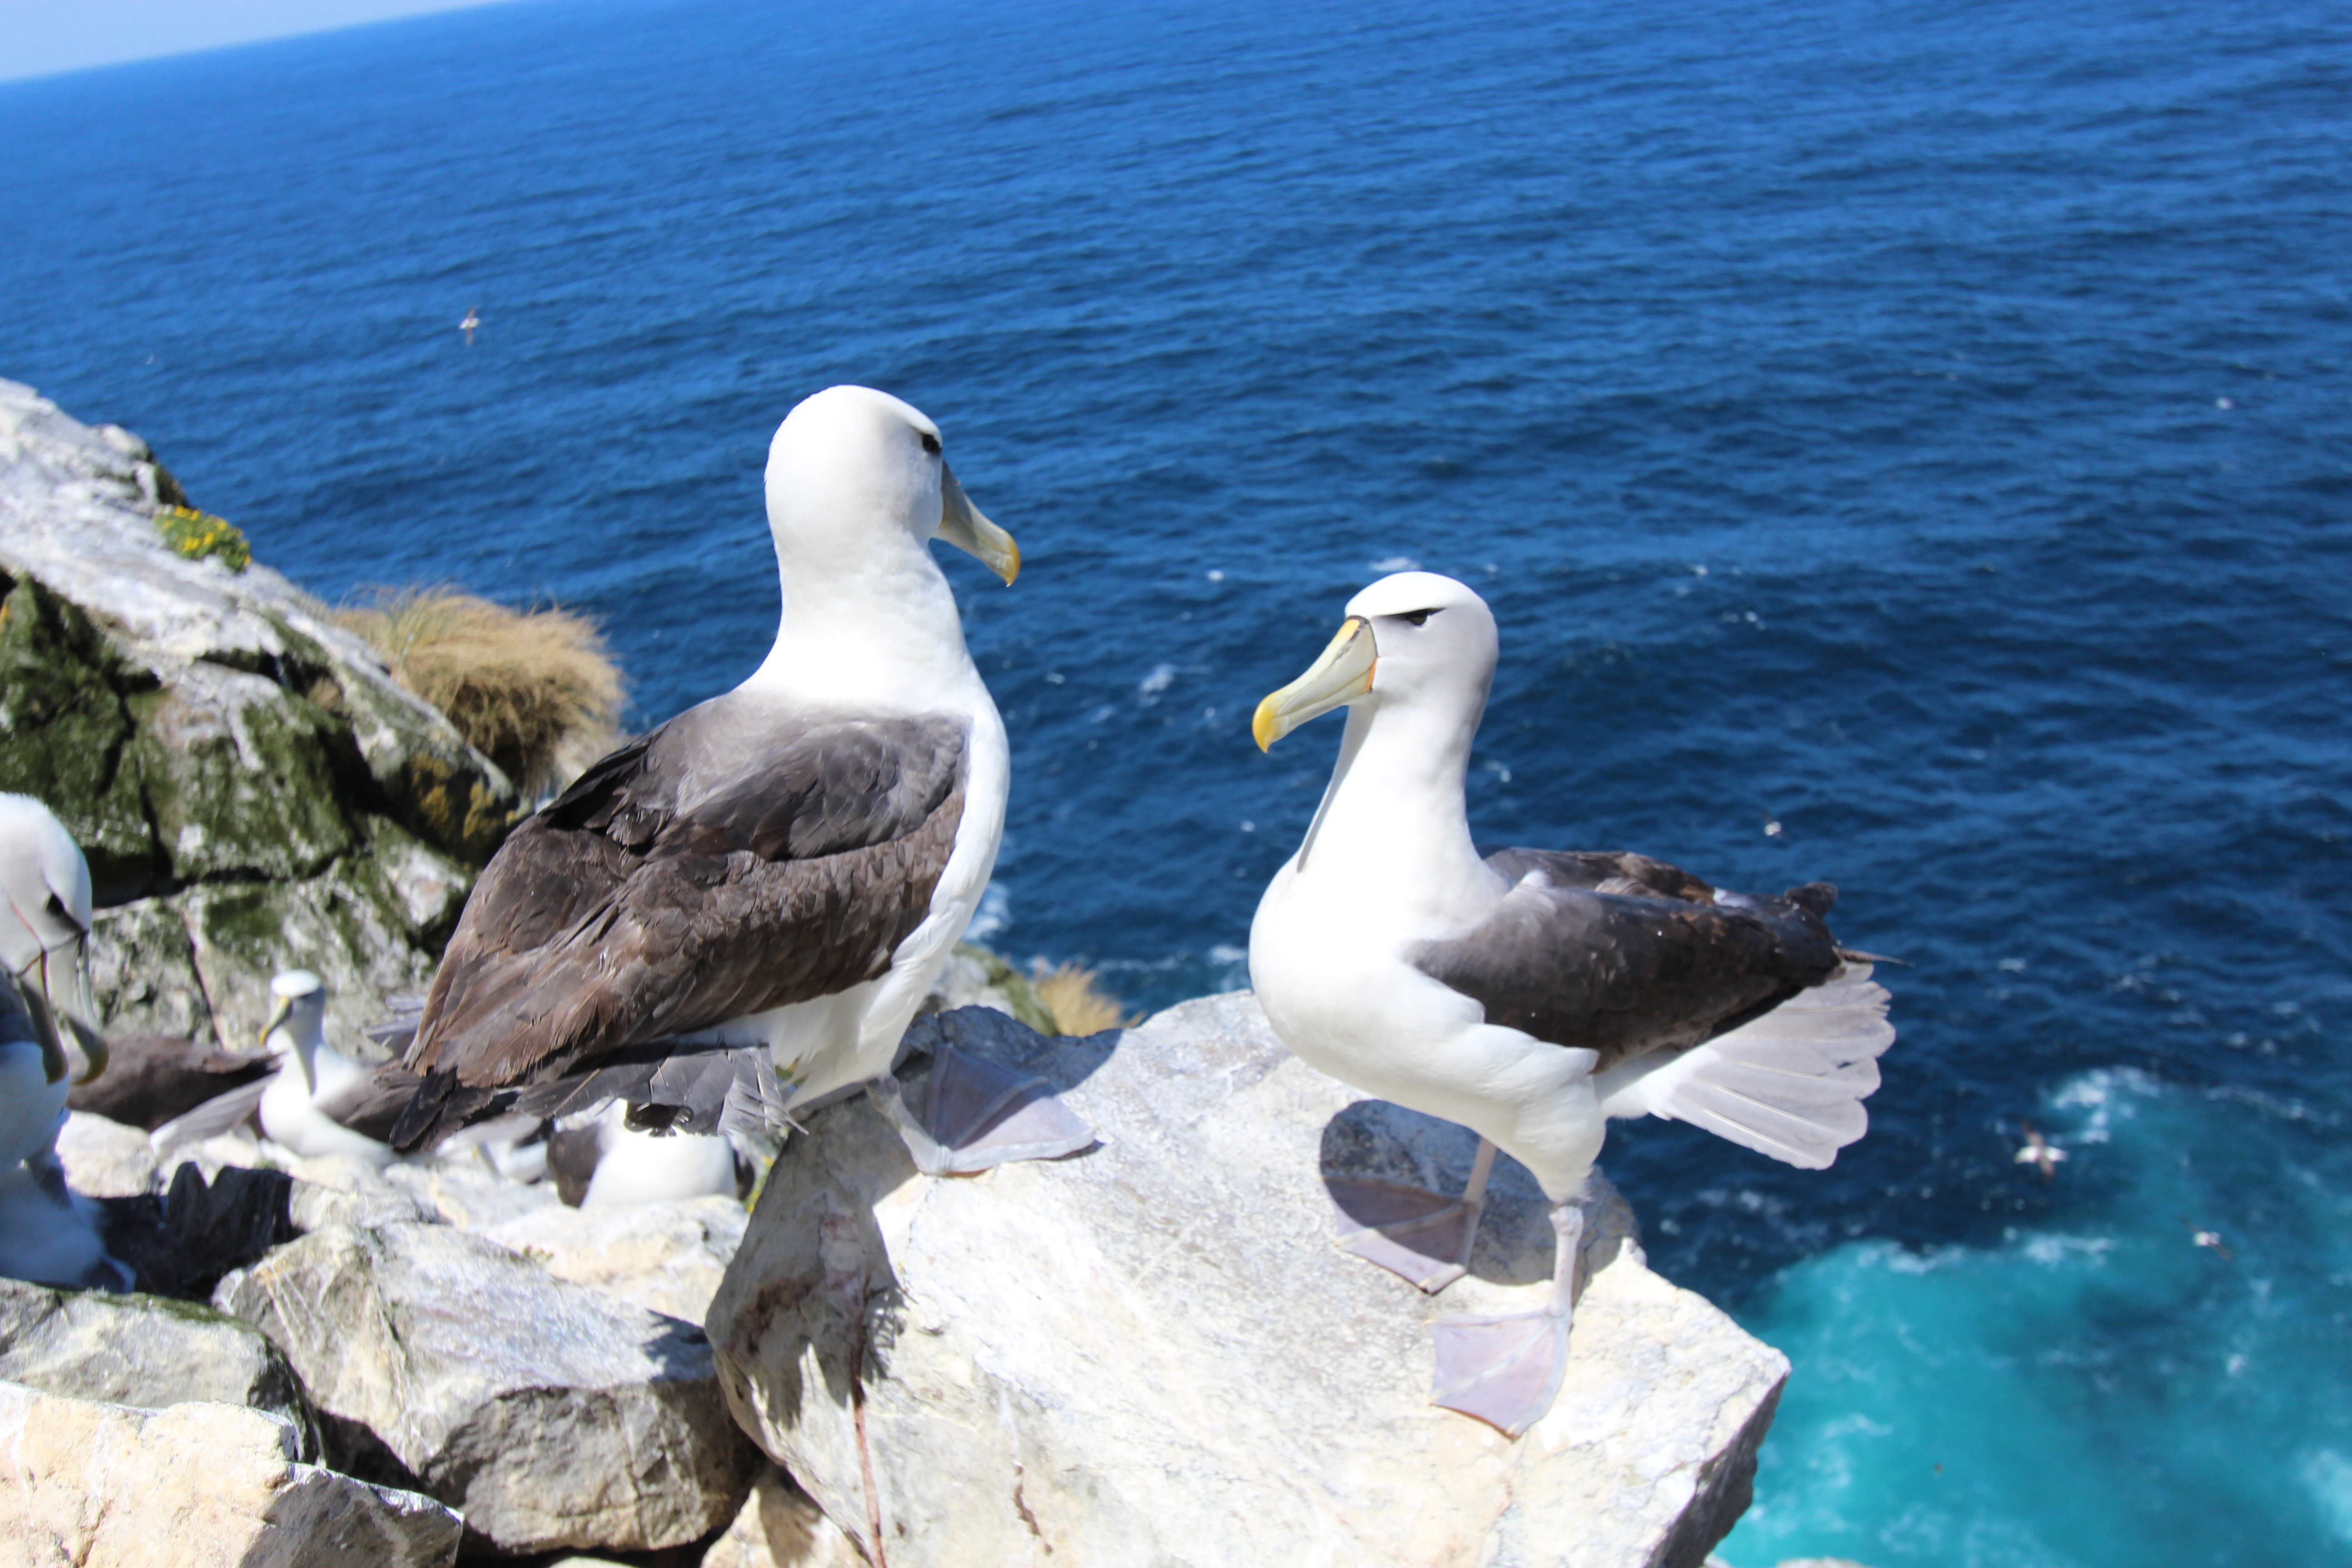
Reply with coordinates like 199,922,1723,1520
393,698,967,1148
1411,847,1892,1169
1406,848,1842,1074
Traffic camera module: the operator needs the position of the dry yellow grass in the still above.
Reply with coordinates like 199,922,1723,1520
1030,962,1140,1037
336,587,623,796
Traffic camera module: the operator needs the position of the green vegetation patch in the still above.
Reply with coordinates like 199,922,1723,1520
155,505,251,572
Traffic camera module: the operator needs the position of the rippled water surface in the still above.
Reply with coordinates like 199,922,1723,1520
3,1,2347,1560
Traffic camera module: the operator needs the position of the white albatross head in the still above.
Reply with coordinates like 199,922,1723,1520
262,968,330,1091
1253,572,1499,751
751,387,1020,701
764,385,1019,588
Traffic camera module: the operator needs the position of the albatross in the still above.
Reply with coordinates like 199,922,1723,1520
147,970,419,1163
0,974,126,1291
390,386,1092,1173
1248,572,1895,1437
0,794,106,1175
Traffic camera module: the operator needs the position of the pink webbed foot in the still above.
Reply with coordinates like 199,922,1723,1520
1326,1136,1499,1294
1429,1199,1583,1437
872,1040,1095,1176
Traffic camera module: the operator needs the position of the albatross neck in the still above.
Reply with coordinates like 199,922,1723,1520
743,542,987,711
1295,689,1491,906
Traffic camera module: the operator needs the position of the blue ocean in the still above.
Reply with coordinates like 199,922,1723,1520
3,0,2347,1560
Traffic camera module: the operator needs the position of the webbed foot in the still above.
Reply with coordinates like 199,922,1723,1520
1430,1304,1572,1437
871,1041,1094,1176
1325,1135,1498,1293
1429,1197,1583,1437
1326,1177,1483,1292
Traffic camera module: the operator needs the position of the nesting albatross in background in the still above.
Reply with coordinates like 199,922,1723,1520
391,387,1092,1174
1248,572,1894,1437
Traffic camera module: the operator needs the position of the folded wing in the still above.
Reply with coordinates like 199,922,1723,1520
396,700,967,1145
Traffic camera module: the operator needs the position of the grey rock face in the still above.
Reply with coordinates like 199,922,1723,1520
479,1193,749,1325
214,1220,759,1555
0,1380,461,1568
0,1275,316,1453
709,998,1789,1568
0,378,519,1053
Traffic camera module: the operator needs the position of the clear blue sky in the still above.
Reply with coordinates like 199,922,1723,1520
0,1,528,83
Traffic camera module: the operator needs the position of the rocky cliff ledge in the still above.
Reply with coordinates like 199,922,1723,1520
0,381,519,1049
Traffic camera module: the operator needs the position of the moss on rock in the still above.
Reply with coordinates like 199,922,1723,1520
121,672,358,884
0,572,167,900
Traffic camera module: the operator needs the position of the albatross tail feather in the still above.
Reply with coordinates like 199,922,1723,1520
1595,963,1895,1169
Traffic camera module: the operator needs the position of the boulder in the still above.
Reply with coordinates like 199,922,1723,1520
709,998,1789,1568
921,944,1055,1034
385,1153,562,1230
214,1220,759,1555
0,1380,461,1568
54,1111,156,1198
0,1276,314,1451
702,1467,872,1568
0,378,519,1053
479,1194,749,1324
280,1153,439,1231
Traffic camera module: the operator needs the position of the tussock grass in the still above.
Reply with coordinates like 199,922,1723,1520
1031,962,1140,1037
336,587,623,796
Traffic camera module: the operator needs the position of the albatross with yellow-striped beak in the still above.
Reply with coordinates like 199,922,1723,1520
1248,572,1894,1437
389,387,1093,1174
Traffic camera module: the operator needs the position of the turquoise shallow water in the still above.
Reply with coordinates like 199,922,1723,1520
1,0,2347,1560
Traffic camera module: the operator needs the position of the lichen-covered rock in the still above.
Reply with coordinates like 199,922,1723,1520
214,1220,760,1555
0,378,520,1052
0,1275,316,1451
709,998,1789,1568
0,1380,461,1568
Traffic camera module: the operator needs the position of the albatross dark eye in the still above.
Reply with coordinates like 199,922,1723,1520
1399,609,1437,627
920,431,941,456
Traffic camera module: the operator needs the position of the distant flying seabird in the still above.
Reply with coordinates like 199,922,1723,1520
1248,573,1895,1437
461,307,481,345
2014,1119,2066,1181
390,387,1093,1174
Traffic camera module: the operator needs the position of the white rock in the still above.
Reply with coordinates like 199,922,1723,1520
215,1220,758,1555
386,1154,560,1230
709,998,1789,1568
164,1128,265,1184
479,1194,748,1324
54,1111,157,1197
280,1153,436,1231
0,1379,461,1568
702,1467,871,1568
